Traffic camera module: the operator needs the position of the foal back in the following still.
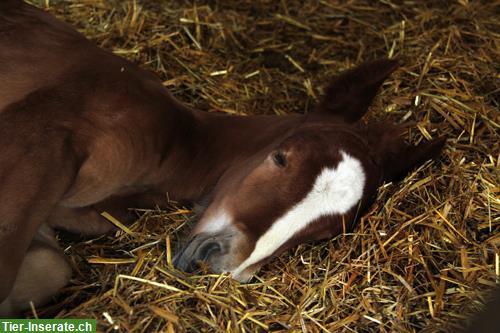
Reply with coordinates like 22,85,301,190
0,0,89,111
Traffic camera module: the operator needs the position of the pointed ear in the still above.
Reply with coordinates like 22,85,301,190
383,137,446,182
316,58,399,122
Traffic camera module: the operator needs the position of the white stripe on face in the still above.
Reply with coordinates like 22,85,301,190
195,210,232,234
231,151,365,278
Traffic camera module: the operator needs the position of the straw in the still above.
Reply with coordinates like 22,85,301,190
27,0,499,331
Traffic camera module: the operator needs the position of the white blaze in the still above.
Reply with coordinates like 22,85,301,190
197,210,232,234
232,151,365,277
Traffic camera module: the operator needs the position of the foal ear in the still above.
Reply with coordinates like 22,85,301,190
383,136,446,182
316,59,399,122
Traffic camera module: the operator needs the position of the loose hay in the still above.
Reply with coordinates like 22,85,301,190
26,0,499,332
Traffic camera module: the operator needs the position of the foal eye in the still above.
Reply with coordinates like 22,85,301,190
272,151,287,168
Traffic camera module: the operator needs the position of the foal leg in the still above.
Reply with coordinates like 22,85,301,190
49,192,171,236
0,224,71,318
48,205,116,236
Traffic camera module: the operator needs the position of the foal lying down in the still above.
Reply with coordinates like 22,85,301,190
0,0,445,316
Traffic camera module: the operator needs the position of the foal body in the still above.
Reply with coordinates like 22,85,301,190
0,1,445,316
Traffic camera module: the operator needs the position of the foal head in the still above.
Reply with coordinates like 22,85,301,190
174,59,445,281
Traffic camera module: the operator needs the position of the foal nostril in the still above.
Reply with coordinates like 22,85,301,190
197,240,221,262
173,237,222,273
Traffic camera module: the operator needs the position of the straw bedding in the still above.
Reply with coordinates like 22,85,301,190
26,0,499,332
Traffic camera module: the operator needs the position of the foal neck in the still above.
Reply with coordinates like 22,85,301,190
156,106,303,202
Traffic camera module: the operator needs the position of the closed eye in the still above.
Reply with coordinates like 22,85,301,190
272,151,287,168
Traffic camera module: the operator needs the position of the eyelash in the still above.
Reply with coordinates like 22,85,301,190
272,152,287,168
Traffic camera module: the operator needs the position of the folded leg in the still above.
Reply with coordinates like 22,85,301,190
0,224,71,317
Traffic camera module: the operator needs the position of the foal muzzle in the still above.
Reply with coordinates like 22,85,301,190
173,232,234,274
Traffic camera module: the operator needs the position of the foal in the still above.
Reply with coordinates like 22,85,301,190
0,0,445,316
